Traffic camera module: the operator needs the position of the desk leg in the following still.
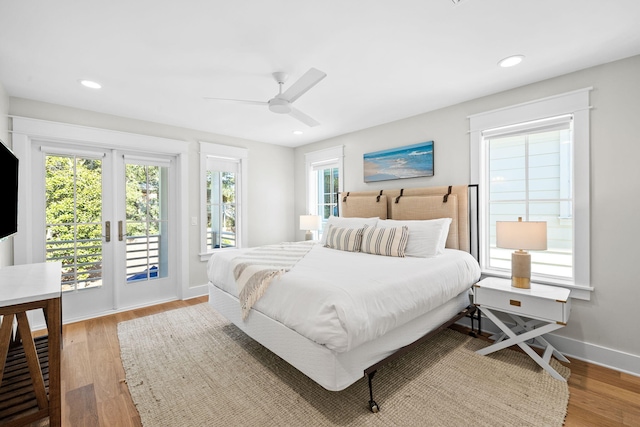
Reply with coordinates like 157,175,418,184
46,297,62,427
0,313,15,379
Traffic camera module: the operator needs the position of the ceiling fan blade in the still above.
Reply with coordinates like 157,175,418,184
280,68,327,103
289,107,320,127
204,97,267,106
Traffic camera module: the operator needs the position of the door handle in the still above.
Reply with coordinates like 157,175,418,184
105,221,111,242
118,220,125,241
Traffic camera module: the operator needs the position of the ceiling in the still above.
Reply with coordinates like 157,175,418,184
1,1,640,148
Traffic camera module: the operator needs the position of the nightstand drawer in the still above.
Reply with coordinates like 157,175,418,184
473,278,571,324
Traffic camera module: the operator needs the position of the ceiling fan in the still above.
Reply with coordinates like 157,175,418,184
205,68,327,127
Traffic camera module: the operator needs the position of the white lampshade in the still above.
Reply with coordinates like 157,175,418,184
300,215,321,241
299,215,321,231
496,218,547,251
496,217,547,289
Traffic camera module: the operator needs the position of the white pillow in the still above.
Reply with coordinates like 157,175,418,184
377,218,452,257
320,216,379,245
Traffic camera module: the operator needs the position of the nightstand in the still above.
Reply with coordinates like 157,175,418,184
473,277,571,381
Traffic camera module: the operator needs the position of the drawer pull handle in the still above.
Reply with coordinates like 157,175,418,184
510,299,521,307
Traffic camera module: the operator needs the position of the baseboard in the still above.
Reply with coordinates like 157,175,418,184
27,296,179,331
543,333,640,378
181,283,209,300
457,316,640,378
27,287,210,333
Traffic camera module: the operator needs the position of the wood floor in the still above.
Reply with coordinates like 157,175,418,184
35,297,640,426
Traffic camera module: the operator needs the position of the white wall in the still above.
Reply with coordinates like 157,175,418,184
294,55,640,373
0,82,11,267
7,98,295,289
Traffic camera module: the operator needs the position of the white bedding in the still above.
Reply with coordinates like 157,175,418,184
207,242,481,353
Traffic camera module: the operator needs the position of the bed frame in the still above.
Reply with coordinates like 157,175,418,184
209,184,480,413
338,184,480,411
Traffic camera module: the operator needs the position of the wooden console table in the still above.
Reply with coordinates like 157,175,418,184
0,262,62,427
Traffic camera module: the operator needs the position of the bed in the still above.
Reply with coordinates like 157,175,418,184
207,185,481,412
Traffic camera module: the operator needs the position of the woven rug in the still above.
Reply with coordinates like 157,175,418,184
117,303,570,427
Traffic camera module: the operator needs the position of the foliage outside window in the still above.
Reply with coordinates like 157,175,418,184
45,154,103,291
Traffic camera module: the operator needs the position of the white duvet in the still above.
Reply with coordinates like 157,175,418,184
207,242,481,353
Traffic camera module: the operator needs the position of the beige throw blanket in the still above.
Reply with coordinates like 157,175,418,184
232,242,314,320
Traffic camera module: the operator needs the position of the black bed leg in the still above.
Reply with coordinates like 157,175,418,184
367,371,380,413
468,306,481,338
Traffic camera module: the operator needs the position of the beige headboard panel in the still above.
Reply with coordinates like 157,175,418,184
339,185,470,252
390,195,460,250
340,194,388,219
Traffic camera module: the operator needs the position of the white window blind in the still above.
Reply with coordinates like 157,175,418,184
206,156,239,173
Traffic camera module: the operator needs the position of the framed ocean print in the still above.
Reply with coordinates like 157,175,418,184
363,141,434,182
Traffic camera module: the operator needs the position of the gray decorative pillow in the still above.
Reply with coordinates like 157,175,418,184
323,225,365,252
360,224,409,257
320,216,379,245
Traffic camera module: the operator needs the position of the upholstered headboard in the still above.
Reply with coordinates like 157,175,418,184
339,185,472,253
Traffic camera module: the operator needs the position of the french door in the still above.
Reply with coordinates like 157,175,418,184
35,145,177,321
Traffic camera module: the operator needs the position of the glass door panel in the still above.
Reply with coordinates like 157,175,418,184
43,150,114,318
117,157,175,308
45,155,104,291
125,163,168,282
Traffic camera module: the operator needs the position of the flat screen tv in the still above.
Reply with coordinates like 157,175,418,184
0,141,18,240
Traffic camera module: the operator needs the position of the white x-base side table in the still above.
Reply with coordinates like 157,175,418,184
473,277,571,382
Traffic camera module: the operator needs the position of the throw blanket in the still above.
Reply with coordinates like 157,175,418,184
232,242,314,320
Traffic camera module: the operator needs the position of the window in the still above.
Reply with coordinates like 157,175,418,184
200,142,248,258
470,89,592,299
305,146,344,238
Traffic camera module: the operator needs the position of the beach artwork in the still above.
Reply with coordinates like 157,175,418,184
363,141,434,182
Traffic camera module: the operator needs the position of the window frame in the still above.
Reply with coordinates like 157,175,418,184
469,88,592,300
304,146,344,239
199,142,248,260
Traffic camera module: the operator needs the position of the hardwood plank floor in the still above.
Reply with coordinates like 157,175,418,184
36,298,640,426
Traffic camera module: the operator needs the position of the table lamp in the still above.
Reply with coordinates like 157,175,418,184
300,215,321,241
496,217,547,289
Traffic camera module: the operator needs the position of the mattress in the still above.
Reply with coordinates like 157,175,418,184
207,242,481,353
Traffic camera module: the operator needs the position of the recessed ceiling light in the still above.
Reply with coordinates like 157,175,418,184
292,130,303,135
79,79,102,89
498,55,524,68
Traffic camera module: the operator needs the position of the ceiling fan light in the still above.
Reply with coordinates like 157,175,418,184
268,98,291,114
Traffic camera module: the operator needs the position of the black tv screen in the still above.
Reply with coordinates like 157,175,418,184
0,141,18,240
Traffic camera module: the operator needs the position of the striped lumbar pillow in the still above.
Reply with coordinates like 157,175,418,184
361,224,409,257
324,225,365,252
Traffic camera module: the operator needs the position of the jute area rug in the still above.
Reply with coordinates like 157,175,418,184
117,303,570,427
